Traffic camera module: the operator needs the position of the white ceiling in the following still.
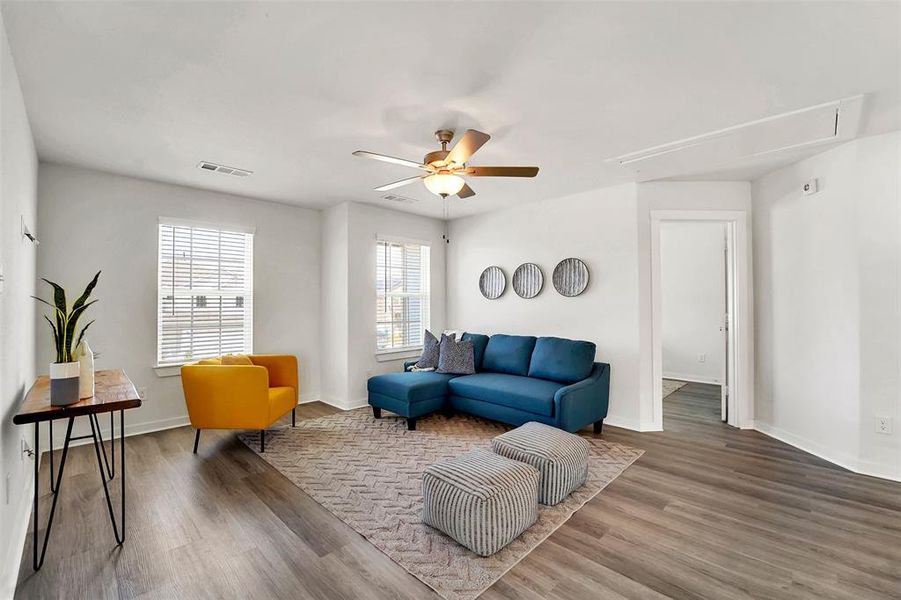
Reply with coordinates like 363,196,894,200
3,1,899,219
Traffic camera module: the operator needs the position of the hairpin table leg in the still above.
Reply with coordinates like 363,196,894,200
33,417,75,570
89,411,125,544
90,413,115,481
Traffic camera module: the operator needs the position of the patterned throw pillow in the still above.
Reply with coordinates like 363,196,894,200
414,330,441,370
436,335,475,375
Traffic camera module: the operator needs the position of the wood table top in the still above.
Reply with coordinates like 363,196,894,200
13,369,142,425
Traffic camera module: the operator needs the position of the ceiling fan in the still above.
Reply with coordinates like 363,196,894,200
353,129,539,199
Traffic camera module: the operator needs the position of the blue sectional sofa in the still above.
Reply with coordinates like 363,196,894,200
367,333,610,433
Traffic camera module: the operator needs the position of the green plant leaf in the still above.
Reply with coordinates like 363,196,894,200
56,312,66,361
63,299,98,359
75,319,95,354
31,296,67,319
42,315,63,363
72,270,101,312
41,278,68,314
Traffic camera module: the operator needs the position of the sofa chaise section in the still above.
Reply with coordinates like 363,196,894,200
367,371,456,430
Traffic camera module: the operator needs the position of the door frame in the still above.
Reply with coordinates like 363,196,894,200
650,210,753,429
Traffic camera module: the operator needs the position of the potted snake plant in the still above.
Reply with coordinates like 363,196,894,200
33,271,100,406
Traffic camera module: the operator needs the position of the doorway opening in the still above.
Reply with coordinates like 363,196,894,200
650,210,752,431
659,221,728,428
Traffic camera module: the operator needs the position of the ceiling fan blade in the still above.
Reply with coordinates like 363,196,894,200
457,183,476,198
374,175,425,192
462,166,539,177
353,150,431,171
445,130,491,166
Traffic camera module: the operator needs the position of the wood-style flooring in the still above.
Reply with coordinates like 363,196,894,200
16,384,901,599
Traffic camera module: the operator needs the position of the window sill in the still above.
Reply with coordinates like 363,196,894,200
374,348,422,363
153,365,184,378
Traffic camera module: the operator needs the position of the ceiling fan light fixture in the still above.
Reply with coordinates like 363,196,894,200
423,173,465,197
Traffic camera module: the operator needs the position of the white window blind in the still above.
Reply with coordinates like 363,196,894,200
376,239,430,352
157,222,254,366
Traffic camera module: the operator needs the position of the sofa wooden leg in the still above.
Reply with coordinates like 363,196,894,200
593,420,604,434
193,429,201,454
372,407,382,419
292,407,296,427
260,429,266,453
407,418,417,431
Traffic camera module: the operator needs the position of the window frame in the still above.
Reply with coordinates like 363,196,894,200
375,235,431,356
155,217,255,372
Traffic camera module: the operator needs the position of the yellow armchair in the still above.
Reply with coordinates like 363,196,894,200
181,354,299,453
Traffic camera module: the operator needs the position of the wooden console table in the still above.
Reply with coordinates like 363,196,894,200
13,369,142,570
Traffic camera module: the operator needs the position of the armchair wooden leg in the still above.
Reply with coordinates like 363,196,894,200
292,407,296,427
372,407,382,419
193,429,201,454
593,420,604,434
407,418,417,431
260,430,265,453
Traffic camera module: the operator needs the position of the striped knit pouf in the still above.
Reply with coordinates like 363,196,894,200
491,421,590,506
422,449,539,557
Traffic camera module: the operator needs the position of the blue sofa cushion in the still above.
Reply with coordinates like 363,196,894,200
481,334,537,376
448,373,563,417
462,333,489,370
528,337,597,384
367,371,457,403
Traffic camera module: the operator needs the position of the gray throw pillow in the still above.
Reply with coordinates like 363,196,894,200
437,335,475,375
414,330,441,370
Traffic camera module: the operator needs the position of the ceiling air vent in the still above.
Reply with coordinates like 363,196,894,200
197,161,253,177
379,194,418,204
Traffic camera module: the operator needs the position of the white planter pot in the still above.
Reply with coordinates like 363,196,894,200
49,362,80,406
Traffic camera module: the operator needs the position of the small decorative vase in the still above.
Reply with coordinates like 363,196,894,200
49,362,81,406
77,340,95,399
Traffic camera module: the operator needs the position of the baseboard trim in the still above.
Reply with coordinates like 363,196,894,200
663,372,722,386
753,421,901,482
304,395,368,411
48,414,192,451
599,415,654,432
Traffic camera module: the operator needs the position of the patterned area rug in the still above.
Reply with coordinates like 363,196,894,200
663,378,688,399
239,409,643,600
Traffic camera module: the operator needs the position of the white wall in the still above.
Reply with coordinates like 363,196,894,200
319,203,349,407
753,131,900,481
0,11,38,595
36,163,322,445
660,221,726,384
447,184,643,429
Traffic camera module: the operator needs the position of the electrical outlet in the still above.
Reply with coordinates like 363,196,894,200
876,416,893,435
698,354,707,363
137,387,148,400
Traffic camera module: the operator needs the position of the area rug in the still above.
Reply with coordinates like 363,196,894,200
239,408,643,600
663,378,688,399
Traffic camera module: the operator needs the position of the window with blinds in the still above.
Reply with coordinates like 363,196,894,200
157,221,254,366
376,239,430,352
